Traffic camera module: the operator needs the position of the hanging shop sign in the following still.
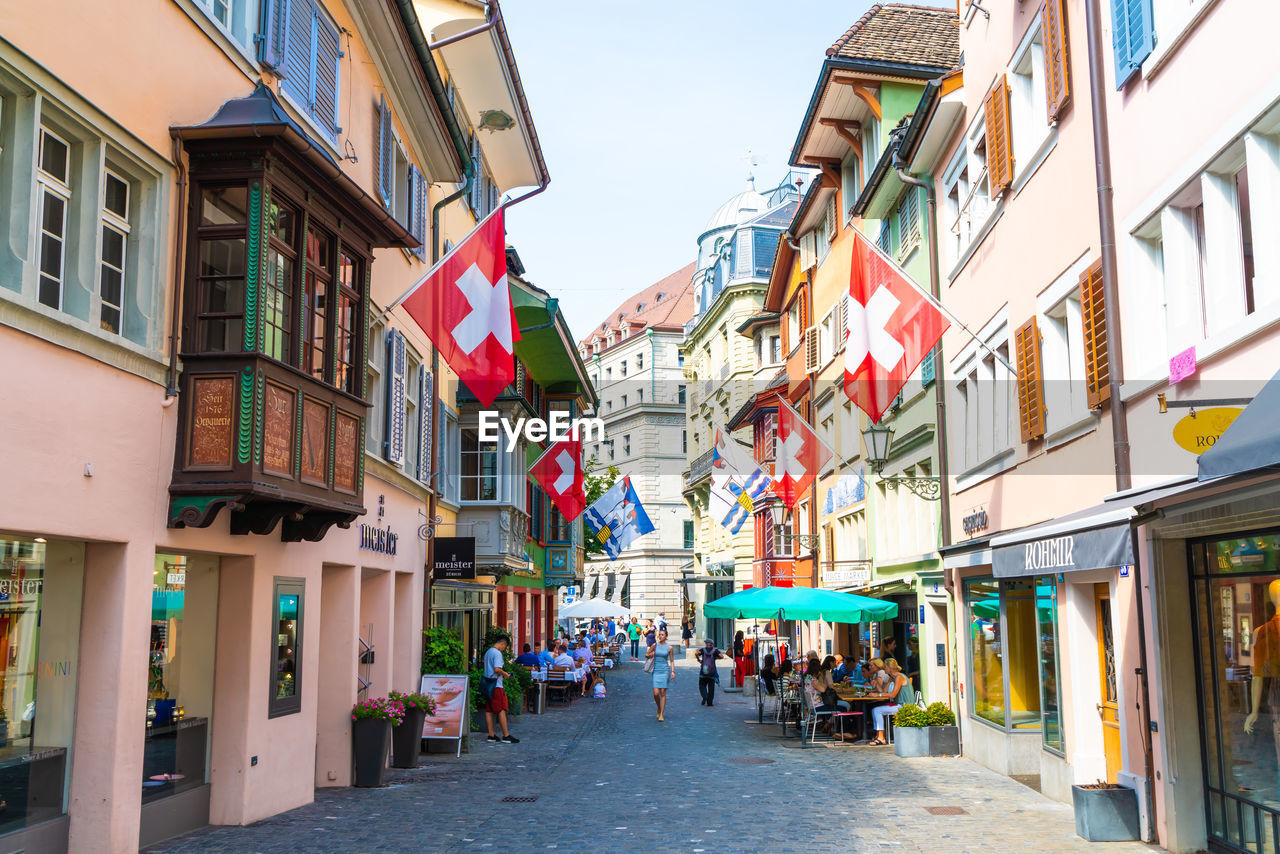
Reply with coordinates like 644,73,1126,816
1172,407,1243,456
359,524,398,556
433,537,476,580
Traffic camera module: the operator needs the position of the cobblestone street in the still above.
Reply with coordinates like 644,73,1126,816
150,656,1159,853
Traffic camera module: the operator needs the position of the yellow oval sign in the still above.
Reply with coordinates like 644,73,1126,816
1173,407,1243,455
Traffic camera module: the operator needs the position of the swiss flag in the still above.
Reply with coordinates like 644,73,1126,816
530,438,586,522
844,229,949,421
401,208,518,407
771,398,833,509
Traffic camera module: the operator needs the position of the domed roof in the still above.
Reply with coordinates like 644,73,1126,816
703,182,767,233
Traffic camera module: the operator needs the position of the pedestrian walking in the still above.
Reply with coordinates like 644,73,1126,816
695,637,727,707
627,618,641,660
644,621,656,650
681,620,693,649
732,630,746,687
482,636,519,744
646,627,675,721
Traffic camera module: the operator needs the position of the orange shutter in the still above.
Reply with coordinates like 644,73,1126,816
1079,260,1110,409
1042,0,1072,123
1015,317,1046,443
984,76,1014,196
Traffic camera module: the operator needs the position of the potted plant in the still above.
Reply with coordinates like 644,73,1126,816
387,690,436,769
1072,781,1140,841
350,697,404,787
893,702,961,757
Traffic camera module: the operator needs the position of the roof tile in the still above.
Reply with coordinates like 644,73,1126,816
827,4,959,70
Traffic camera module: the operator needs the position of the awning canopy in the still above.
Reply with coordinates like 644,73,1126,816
702,585,898,623
559,598,630,618
1198,368,1280,481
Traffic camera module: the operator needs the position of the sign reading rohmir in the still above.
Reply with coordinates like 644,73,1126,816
433,537,476,580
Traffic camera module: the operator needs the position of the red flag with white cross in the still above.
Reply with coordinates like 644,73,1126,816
530,438,587,521
844,229,949,421
401,207,519,407
771,398,833,509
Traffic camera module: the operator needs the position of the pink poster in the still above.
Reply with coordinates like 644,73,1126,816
1169,346,1197,385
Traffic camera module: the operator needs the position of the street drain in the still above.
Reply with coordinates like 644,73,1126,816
726,757,775,764
502,796,539,803
923,806,968,816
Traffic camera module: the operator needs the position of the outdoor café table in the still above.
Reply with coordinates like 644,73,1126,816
834,690,891,741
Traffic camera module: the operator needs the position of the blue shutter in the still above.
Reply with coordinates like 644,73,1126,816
384,329,406,464
312,7,341,137
258,0,288,68
376,96,392,210
469,136,482,213
280,0,314,111
1111,0,1155,89
416,369,433,481
410,165,427,258
921,346,936,386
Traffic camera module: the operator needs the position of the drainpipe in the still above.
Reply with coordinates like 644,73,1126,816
164,138,189,401
1084,0,1151,836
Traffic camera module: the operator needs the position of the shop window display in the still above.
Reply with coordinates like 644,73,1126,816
0,536,83,836
1036,578,1064,753
1191,530,1280,850
144,554,216,803
965,576,1047,733
269,579,304,718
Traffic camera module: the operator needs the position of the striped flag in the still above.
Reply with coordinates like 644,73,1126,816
721,469,771,534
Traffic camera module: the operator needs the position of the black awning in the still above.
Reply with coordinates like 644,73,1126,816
1199,368,1280,481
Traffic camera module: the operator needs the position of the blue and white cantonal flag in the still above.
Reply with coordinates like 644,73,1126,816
584,476,655,561
710,429,773,534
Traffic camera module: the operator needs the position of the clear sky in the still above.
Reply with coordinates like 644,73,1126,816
498,0,930,341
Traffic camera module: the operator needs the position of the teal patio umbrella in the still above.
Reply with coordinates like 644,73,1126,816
702,585,897,623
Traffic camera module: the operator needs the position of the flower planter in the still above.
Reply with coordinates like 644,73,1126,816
352,718,392,787
390,707,427,769
1072,784,1140,842
893,725,960,757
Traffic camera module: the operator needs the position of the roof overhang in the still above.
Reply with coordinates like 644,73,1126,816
510,275,597,404
904,72,965,175
422,2,548,192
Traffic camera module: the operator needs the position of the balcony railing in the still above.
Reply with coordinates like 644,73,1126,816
683,447,716,488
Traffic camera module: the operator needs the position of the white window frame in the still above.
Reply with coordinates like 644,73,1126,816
1147,0,1221,79
98,168,131,336
1036,253,1098,445
36,126,72,311
950,308,1016,485
365,318,385,455
945,105,1005,280
404,349,420,476
439,404,461,506
819,307,837,367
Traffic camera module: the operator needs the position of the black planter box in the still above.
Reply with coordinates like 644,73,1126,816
893,725,961,757
390,708,427,769
352,718,392,787
1072,784,1141,841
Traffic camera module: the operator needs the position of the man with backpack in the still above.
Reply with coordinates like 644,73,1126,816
695,637,728,707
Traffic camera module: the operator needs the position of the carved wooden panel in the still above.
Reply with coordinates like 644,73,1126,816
333,410,359,494
188,375,236,469
300,396,330,486
263,382,297,477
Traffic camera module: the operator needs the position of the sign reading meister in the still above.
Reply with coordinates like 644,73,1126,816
433,537,476,580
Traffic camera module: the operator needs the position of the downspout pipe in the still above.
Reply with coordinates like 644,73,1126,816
392,0,472,172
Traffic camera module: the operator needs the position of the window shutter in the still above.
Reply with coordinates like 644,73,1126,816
1079,260,1110,409
839,295,849,351
921,346,936,386
1111,0,1155,89
469,136,482,213
410,165,427,259
984,75,1015,196
827,194,838,242
313,7,341,137
1015,317,1046,443
280,0,314,106
375,95,392,210
417,369,434,481
385,329,406,464
734,230,752,278
1042,0,1071,123
877,219,891,254
489,182,501,214
259,0,288,68
804,326,819,373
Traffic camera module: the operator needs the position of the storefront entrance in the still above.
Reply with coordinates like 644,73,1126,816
1094,583,1121,784
1191,528,1280,853
431,582,494,666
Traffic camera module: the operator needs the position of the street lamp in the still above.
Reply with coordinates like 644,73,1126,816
860,419,943,501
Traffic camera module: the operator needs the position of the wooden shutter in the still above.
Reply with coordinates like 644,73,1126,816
1079,260,1110,409
1015,317,1046,443
804,326,819,373
417,369,434,482
384,329,406,464
313,7,341,137
1042,0,1071,123
410,165,427,258
1111,0,1155,89
984,76,1014,196
827,194,839,242
375,96,392,210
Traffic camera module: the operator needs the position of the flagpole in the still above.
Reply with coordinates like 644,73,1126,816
850,224,1017,377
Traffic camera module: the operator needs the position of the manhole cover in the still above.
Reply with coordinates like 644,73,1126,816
923,806,968,816
501,796,539,803
726,757,775,765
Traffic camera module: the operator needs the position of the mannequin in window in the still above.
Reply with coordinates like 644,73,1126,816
1244,579,1280,736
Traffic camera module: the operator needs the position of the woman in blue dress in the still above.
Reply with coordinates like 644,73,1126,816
647,628,675,721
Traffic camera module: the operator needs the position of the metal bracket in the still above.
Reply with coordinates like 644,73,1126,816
878,475,943,501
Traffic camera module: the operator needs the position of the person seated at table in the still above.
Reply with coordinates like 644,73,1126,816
538,642,556,668
573,639,593,665
868,657,891,692
804,658,841,736
760,654,780,695
820,656,852,711
831,654,849,683
515,643,540,667
868,657,918,746
552,643,575,669
857,661,876,687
